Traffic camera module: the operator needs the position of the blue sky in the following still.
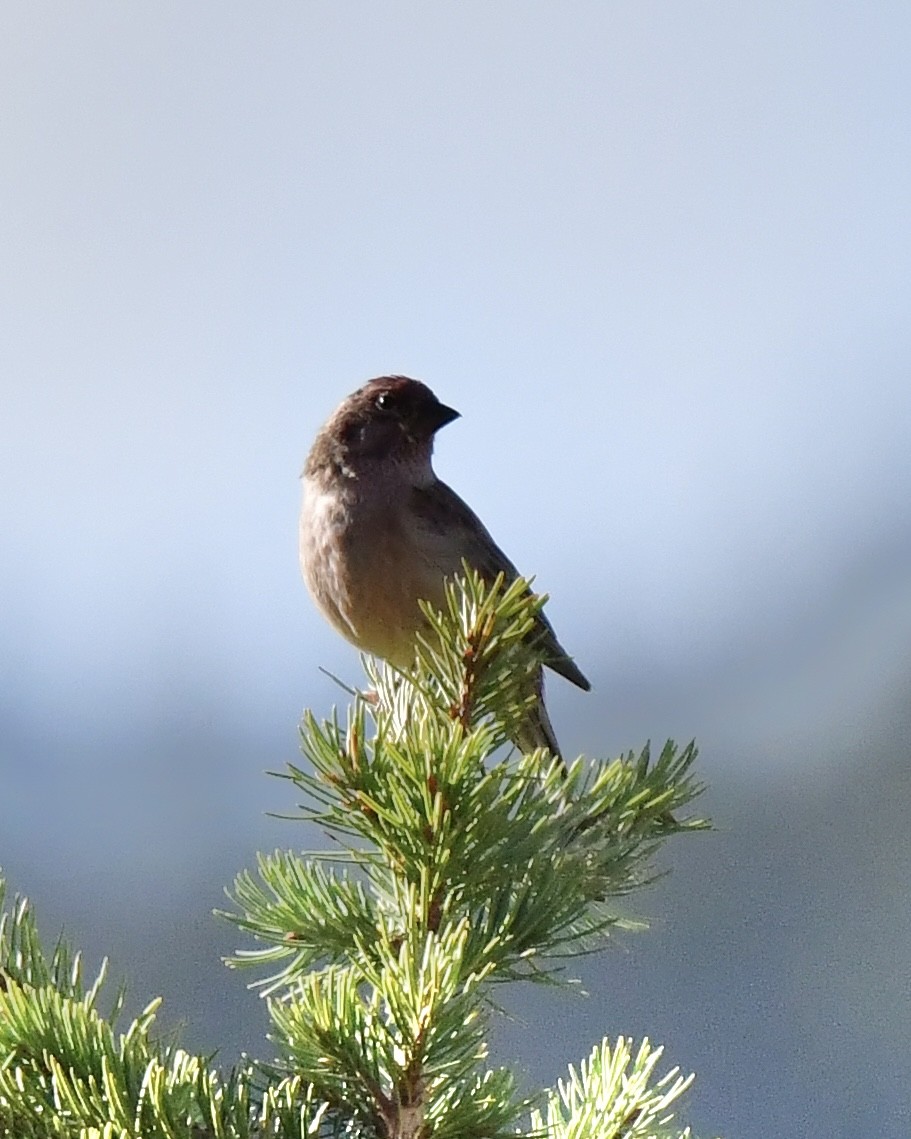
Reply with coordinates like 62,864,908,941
3,5,909,746
2,5,910,1136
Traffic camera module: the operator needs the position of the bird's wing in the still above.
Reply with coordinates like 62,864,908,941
410,480,591,691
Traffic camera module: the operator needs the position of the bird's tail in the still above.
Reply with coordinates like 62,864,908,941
513,669,567,769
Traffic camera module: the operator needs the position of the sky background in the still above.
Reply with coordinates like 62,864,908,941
2,4,910,1137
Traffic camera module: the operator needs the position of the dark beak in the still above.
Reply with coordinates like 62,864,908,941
427,401,460,433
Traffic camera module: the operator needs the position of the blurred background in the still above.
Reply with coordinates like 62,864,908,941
2,4,910,1136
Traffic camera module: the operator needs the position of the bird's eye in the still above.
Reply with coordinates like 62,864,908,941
374,391,395,412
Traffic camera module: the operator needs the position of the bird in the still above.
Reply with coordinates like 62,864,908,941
299,375,590,761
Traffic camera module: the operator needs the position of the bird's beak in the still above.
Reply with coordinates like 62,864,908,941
428,402,461,432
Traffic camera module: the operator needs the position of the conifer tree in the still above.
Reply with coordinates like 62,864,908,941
0,571,714,1138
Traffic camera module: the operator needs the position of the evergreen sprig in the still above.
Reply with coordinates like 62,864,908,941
223,568,711,1137
0,879,329,1138
1,569,716,1138
531,1037,698,1139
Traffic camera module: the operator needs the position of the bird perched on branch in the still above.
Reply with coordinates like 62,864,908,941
299,375,590,761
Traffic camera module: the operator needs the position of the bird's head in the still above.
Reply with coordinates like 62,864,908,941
306,376,460,480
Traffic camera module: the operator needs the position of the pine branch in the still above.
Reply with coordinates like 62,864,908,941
531,1037,706,1139
223,569,713,1138
1,569,717,1137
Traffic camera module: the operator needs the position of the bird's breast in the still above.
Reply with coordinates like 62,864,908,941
299,478,447,667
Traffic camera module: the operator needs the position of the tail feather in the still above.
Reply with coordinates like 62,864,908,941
512,669,567,769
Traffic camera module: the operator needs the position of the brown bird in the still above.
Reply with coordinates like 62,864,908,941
299,375,590,760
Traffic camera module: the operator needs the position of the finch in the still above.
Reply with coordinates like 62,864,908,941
299,375,590,760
